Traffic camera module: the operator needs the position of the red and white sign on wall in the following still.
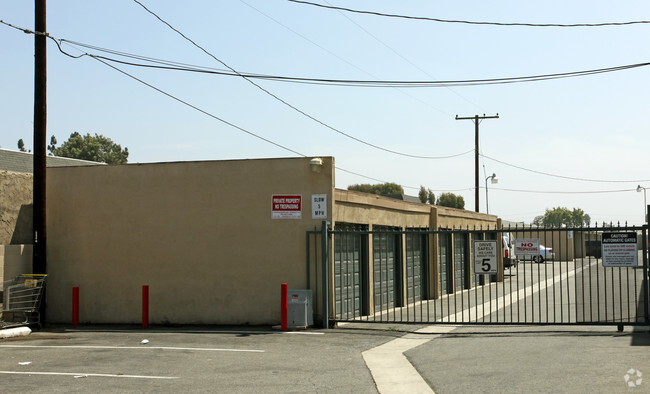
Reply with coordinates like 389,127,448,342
272,194,302,219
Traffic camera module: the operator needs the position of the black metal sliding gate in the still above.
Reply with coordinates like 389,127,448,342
307,223,649,328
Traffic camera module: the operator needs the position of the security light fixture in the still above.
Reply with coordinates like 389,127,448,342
637,185,647,222
310,157,323,173
485,173,498,214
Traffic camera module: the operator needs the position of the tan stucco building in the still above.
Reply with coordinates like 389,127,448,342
3,156,499,326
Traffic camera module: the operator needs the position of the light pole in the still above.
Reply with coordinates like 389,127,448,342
485,173,498,214
637,185,647,222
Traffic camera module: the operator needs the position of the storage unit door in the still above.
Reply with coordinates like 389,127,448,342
334,226,362,319
405,233,423,304
373,230,396,311
439,234,450,295
453,233,467,291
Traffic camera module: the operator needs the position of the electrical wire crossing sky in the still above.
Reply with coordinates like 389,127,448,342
1,0,649,225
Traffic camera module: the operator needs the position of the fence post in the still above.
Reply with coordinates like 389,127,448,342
641,214,650,324
281,283,288,331
142,285,149,329
321,220,330,329
72,287,79,326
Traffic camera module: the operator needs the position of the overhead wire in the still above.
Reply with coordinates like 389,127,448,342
481,153,650,183
488,187,636,194
50,39,650,88
3,19,646,195
238,0,454,117
289,0,650,28
131,0,467,160
80,48,427,190
321,0,487,113
50,41,650,89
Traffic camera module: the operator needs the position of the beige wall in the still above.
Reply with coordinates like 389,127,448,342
46,157,334,325
1,245,33,284
0,171,33,245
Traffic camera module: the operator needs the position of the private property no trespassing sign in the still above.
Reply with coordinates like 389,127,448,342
272,194,302,219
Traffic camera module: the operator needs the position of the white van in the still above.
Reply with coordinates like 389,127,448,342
502,232,518,268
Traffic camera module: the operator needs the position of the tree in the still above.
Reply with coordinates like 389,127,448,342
532,215,544,226
47,135,57,154
418,186,436,204
49,132,129,164
537,207,590,227
437,192,465,209
348,182,404,196
427,189,435,204
17,139,27,152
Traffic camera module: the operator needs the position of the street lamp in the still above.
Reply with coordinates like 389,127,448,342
485,173,498,214
637,185,647,222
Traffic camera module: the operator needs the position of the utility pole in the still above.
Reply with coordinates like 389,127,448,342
455,114,499,213
33,0,47,275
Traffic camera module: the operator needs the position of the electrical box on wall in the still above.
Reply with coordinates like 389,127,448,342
287,289,313,327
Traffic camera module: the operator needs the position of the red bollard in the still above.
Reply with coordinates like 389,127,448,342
281,283,288,331
72,287,79,326
142,285,149,329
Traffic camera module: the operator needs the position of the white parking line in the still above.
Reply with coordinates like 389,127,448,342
0,345,264,353
0,371,178,379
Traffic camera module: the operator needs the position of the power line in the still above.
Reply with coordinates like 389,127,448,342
86,57,470,193
54,40,650,88
489,187,635,194
4,19,647,195
289,0,650,28
321,0,486,113
238,0,454,117
91,57,306,157
131,0,469,160
6,19,645,90
481,153,650,183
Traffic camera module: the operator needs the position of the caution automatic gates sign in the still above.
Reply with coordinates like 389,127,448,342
473,240,498,274
601,232,638,267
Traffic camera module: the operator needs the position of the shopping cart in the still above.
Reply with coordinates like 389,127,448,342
1,274,48,328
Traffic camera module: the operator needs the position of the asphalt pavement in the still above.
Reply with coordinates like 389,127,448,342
0,323,648,393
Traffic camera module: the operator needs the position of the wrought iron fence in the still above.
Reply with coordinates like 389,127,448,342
309,223,649,328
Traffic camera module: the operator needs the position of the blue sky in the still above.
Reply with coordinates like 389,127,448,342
2,1,649,225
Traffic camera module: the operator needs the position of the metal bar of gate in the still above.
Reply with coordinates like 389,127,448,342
326,224,648,327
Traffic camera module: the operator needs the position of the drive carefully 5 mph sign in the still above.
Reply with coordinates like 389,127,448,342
473,240,498,274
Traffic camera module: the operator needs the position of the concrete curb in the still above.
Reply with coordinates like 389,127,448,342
0,326,32,339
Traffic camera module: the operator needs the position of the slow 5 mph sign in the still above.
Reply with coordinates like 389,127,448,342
473,240,498,274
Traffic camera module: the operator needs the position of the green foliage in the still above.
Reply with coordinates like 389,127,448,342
427,189,435,204
17,139,27,152
538,207,589,227
348,182,404,196
48,132,129,164
418,186,427,203
437,192,465,209
418,186,436,204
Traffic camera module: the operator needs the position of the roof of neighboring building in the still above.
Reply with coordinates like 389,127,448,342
385,193,422,204
0,148,104,173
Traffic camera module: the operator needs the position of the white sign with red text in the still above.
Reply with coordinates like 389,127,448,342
515,238,540,256
272,194,302,219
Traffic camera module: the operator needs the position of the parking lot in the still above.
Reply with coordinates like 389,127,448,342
0,326,389,393
0,323,648,393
